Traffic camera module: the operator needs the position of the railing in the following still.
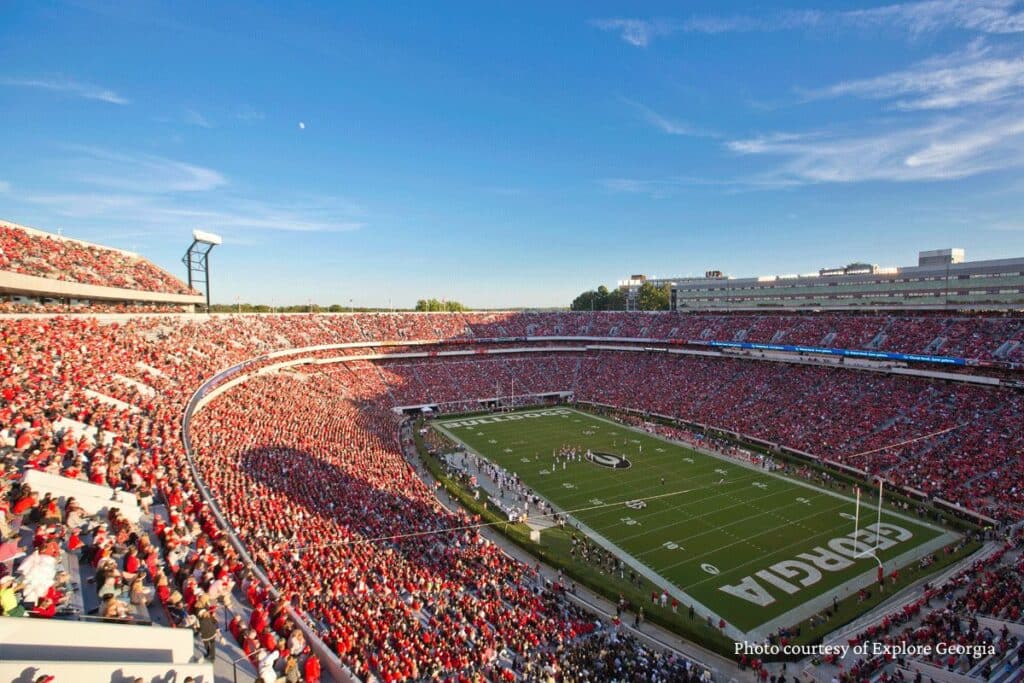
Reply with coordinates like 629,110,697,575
230,648,262,683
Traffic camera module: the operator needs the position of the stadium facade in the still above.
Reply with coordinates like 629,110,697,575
621,248,1024,311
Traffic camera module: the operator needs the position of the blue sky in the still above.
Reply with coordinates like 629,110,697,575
1,0,1023,307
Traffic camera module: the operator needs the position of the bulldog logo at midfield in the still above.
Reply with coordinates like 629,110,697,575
585,450,632,469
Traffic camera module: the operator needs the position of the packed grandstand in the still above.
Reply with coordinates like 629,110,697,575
1,220,1023,683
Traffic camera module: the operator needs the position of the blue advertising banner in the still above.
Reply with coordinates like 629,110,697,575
701,340,967,366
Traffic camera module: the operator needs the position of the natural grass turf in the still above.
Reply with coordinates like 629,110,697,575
433,407,953,634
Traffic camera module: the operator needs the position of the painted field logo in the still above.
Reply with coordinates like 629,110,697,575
716,522,915,607
586,451,632,470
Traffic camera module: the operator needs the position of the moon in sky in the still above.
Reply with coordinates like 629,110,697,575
298,121,306,130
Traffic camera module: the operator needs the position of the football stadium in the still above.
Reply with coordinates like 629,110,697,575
1,216,1021,682
3,3,1024,683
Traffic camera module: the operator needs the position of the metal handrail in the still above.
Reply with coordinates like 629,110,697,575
230,647,263,683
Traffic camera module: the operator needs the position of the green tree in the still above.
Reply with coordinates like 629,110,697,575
571,284,630,311
606,287,627,310
416,298,465,312
570,290,597,311
637,282,671,310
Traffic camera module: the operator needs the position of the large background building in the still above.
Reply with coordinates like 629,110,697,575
621,249,1024,311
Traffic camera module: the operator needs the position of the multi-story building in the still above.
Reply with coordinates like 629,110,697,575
620,249,1024,311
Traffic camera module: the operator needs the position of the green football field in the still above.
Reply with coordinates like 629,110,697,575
434,407,958,634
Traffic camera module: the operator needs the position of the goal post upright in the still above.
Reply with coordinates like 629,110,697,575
853,485,861,542
875,479,884,553
852,481,885,569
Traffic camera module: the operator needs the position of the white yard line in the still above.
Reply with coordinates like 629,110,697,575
574,408,951,536
623,488,836,556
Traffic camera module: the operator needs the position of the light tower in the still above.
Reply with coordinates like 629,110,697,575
182,229,222,312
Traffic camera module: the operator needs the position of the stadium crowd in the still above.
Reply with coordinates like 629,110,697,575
452,311,1024,364
832,529,1024,682
188,369,716,680
0,299,193,314
0,223,198,295
0,315,330,680
0,302,1022,681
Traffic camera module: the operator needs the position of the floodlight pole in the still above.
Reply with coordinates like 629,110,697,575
182,231,220,312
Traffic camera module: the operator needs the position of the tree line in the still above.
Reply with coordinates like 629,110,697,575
414,298,466,312
206,299,468,313
208,303,404,313
570,282,671,311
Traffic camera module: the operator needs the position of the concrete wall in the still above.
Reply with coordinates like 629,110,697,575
23,470,143,524
0,617,193,663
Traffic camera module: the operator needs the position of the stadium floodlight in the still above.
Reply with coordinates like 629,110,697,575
192,229,223,246
182,230,221,311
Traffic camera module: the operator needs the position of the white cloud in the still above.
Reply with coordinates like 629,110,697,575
14,146,365,234
623,99,718,137
236,106,265,122
60,146,227,193
588,18,674,47
682,10,824,34
843,0,1024,36
591,1,1024,45
20,192,148,217
184,109,213,128
34,193,361,232
0,77,129,104
152,203,364,233
589,14,820,45
19,191,364,233
601,178,669,194
90,158,226,192
600,174,801,197
0,180,10,193
726,115,1024,183
803,41,1024,110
